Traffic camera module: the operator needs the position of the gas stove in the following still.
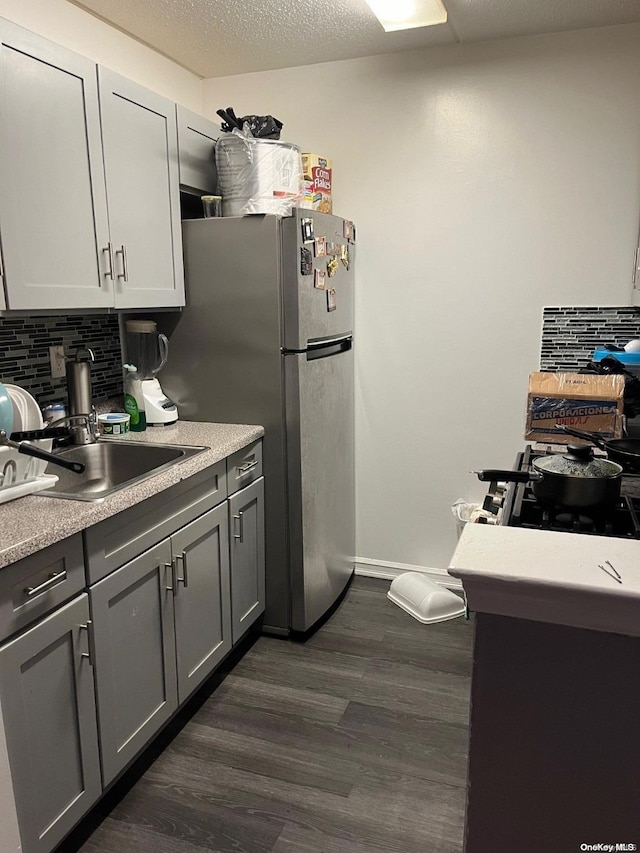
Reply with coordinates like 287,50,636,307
481,445,640,538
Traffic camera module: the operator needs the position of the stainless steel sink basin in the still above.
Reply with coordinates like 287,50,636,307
40,440,208,501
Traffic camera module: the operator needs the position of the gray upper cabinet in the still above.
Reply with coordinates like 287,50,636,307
176,104,219,195
0,594,101,853
172,502,231,703
98,68,185,309
0,20,112,310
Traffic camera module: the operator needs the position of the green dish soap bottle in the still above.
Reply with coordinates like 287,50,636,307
123,364,147,432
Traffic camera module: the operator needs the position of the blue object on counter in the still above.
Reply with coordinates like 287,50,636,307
593,349,640,365
0,382,13,437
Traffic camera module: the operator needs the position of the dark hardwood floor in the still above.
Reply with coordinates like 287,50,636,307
58,576,472,853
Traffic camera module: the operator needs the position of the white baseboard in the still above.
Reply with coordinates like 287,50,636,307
354,557,463,590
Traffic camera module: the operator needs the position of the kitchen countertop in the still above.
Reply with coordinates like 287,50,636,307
0,421,263,569
448,523,640,637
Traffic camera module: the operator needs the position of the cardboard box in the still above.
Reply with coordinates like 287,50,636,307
300,153,332,213
525,372,624,443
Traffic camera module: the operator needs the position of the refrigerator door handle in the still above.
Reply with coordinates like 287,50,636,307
305,336,352,361
307,334,353,349
282,334,353,357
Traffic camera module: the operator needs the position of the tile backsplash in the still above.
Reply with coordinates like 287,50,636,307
0,314,122,409
540,307,640,371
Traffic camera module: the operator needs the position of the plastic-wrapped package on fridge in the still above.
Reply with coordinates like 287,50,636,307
215,131,303,216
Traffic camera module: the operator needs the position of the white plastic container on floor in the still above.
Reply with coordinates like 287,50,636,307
387,572,466,624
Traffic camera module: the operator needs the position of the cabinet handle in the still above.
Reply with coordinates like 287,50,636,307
102,242,115,281
24,570,67,597
79,620,96,666
237,459,258,476
0,248,4,282
164,561,177,595
116,245,129,282
233,512,244,542
175,552,188,588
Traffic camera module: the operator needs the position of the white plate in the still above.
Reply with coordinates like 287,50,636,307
4,386,49,478
6,384,44,433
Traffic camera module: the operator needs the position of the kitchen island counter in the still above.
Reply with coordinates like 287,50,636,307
449,523,640,852
0,420,263,569
448,522,640,637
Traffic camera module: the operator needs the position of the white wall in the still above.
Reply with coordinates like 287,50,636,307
0,0,202,110
204,24,640,576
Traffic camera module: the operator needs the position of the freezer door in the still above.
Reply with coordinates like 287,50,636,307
285,343,355,632
282,209,355,351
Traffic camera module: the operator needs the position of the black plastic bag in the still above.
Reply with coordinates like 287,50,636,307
216,106,283,139
582,354,640,418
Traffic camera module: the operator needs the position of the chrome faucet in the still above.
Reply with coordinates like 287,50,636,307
64,347,97,445
49,413,99,445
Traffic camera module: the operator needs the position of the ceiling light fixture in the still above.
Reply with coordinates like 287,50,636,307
364,0,447,32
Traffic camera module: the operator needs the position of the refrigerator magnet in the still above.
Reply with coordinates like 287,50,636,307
300,247,313,275
343,220,353,240
314,269,326,290
314,236,327,258
301,217,314,243
340,244,350,270
327,288,337,312
327,256,339,278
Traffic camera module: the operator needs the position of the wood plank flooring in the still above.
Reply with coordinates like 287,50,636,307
56,576,472,853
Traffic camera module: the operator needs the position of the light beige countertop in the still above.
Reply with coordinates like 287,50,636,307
0,421,263,569
449,523,640,637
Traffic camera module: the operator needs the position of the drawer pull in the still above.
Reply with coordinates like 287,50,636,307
79,620,96,666
175,552,188,588
237,459,258,476
233,512,244,542
25,570,67,597
164,561,177,596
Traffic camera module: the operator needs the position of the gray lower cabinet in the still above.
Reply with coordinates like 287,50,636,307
90,502,231,786
229,477,265,643
0,594,101,853
90,539,178,786
172,502,231,703
0,444,262,852
0,19,111,310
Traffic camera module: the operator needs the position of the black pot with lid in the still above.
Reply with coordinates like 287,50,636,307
475,444,623,509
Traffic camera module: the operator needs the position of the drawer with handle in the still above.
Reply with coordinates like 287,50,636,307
227,440,263,495
0,533,85,641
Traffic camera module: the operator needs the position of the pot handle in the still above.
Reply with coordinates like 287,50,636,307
473,470,542,483
0,431,85,474
554,424,607,448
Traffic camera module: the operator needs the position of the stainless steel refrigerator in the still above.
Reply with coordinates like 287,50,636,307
158,210,355,635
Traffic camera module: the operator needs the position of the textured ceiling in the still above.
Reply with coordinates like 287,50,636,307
69,0,640,78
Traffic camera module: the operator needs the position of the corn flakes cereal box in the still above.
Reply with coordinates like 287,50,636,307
300,153,332,214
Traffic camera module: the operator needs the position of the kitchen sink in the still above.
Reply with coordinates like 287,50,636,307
40,440,208,501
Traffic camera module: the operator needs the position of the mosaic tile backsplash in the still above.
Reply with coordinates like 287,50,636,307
0,314,122,409
540,307,640,371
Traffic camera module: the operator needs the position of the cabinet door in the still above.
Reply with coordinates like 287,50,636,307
228,477,265,644
98,67,184,309
171,502,231,703
0,21,112,310
90,539,177,786
0,594,101,853
176,104,219,194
